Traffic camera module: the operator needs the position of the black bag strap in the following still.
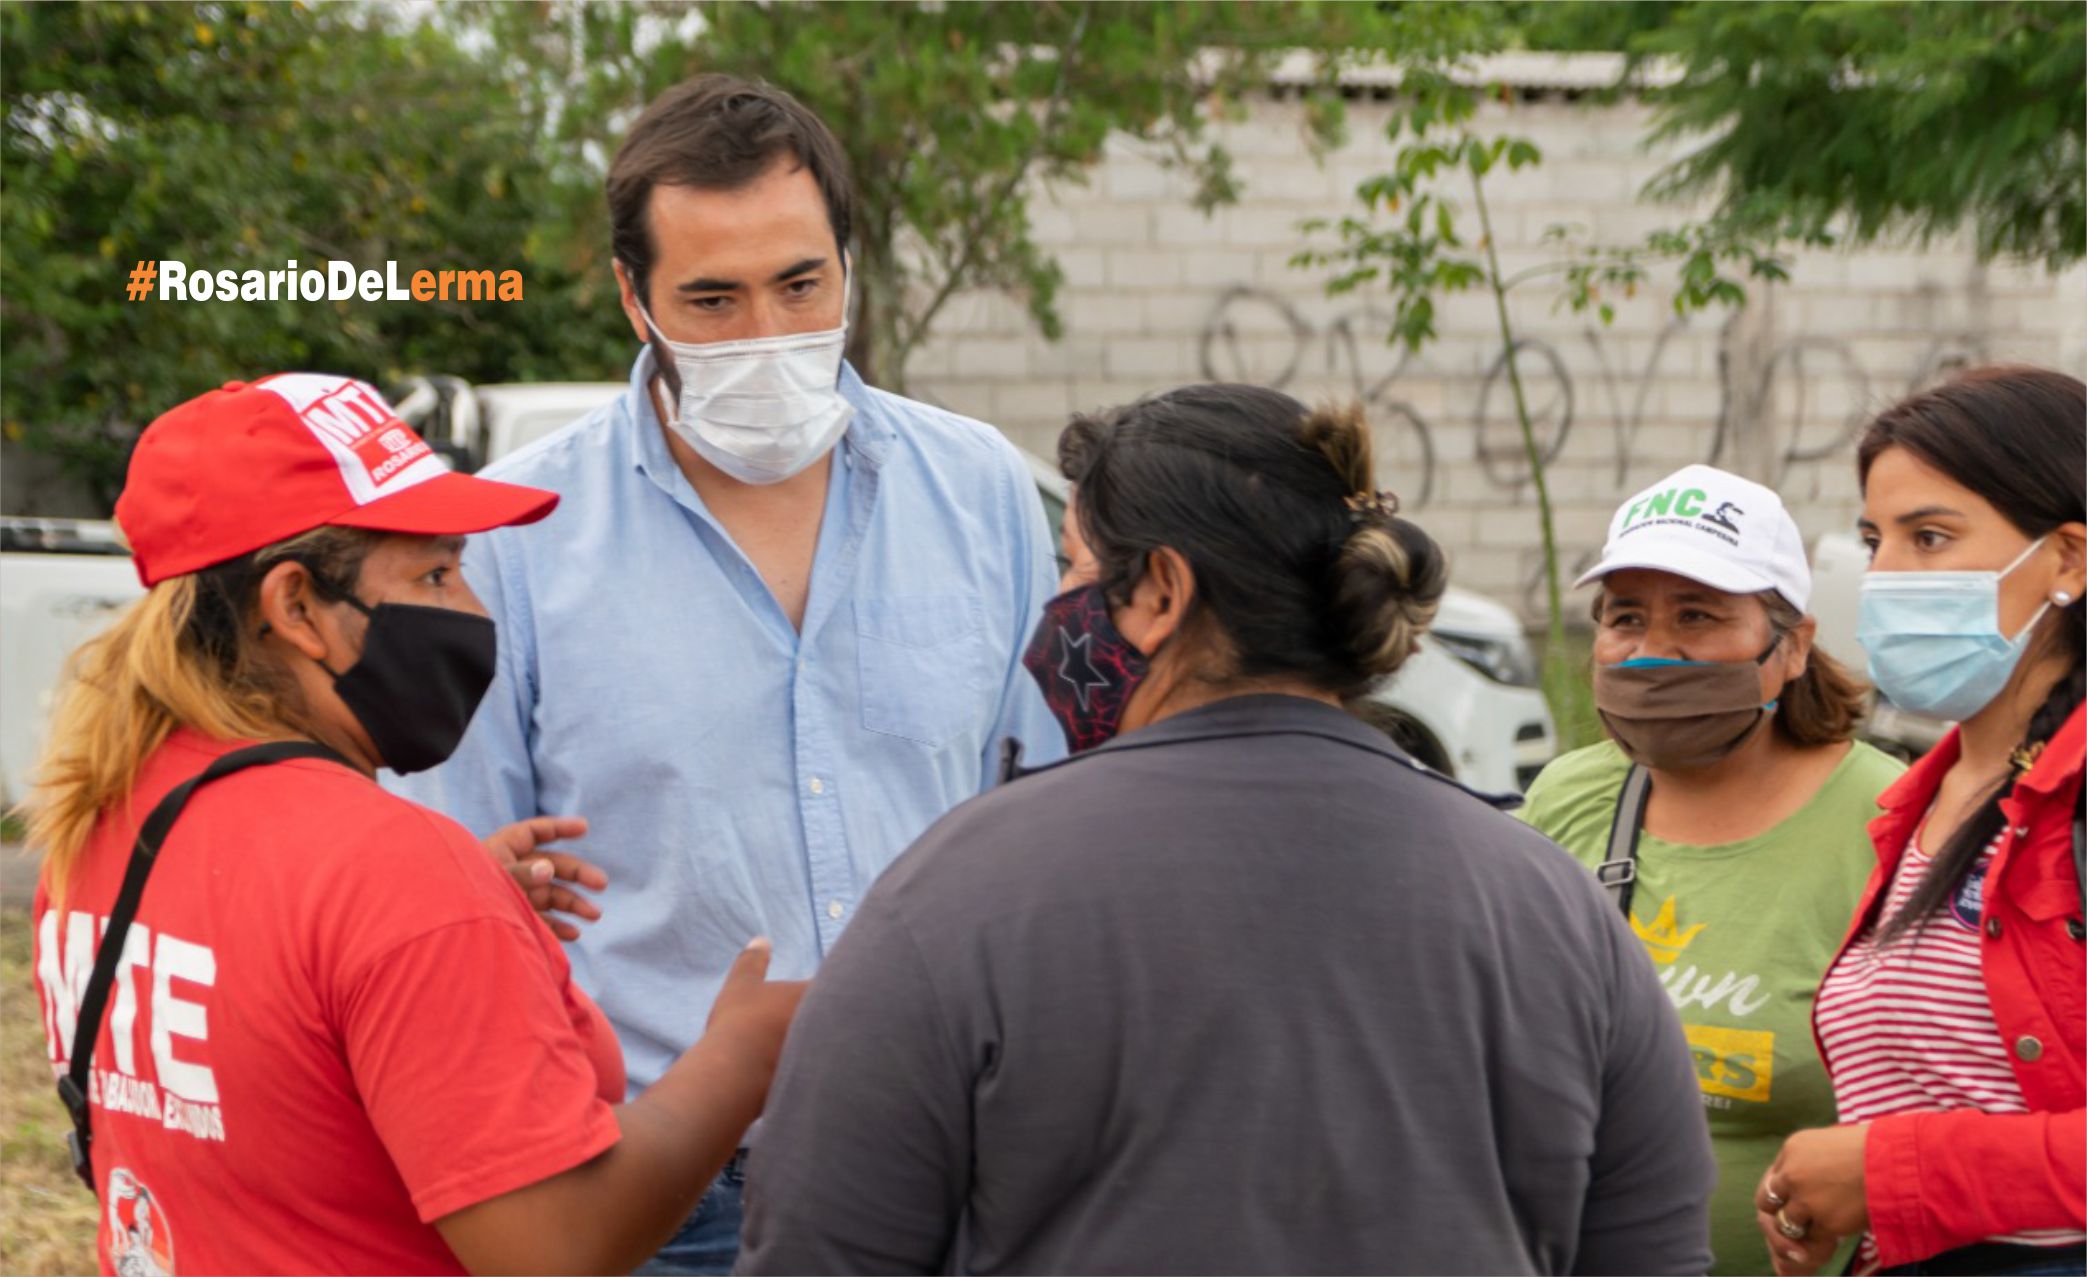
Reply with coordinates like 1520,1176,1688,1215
57,740,349,1190
1597,763,1653,918
995,737,1029,786
2072,781,2084,928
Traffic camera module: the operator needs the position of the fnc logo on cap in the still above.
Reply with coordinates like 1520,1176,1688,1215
1620,485,1745,546
256,374,444,504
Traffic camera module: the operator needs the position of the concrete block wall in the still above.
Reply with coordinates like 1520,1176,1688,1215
903,94,2087,626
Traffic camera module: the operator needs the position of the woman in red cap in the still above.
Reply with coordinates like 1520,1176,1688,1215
28,375,803,1276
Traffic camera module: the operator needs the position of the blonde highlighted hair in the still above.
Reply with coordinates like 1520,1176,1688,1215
23,526,382,908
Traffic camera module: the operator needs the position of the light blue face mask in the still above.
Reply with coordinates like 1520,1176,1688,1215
1857,536,2053,722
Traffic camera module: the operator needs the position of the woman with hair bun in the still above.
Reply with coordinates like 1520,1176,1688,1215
737,384,1714,1276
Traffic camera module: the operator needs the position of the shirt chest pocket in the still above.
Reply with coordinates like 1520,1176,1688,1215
855,593,992,748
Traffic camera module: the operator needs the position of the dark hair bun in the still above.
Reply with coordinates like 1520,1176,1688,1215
1056,385,1445,697
1333,515,1447,679
1296,405,1445,678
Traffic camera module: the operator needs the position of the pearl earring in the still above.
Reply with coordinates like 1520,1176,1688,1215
2057,591,2075,605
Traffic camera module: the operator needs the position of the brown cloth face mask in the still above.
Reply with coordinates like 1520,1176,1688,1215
1593,640,1780,772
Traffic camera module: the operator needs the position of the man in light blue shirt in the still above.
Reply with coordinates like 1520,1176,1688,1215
394,74,1062,1273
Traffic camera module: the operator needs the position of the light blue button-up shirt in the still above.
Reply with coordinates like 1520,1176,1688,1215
393,350,1063,1095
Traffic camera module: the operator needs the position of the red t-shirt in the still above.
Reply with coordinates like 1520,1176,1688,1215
32,729,625,1276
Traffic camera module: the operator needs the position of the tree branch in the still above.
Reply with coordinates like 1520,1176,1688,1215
890,6,1091,370
1495,239,1729,294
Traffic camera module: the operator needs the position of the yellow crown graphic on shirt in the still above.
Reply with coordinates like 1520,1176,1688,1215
1630,896,1706,965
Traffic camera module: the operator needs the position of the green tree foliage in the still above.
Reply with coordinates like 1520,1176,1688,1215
469,1,1487,392
1,1,632,502
1520,1,2086,269
1296,62,1785,746
4,1,1488,499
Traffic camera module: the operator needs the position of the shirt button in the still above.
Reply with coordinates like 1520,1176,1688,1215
2016,1035,2044,1062
807,777,825,796
1987,917,2004,939
827,900,845,920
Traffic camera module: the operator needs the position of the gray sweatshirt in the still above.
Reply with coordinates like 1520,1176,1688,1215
737,694,1713,1276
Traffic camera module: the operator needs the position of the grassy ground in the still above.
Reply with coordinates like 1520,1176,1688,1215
1,906,98,1276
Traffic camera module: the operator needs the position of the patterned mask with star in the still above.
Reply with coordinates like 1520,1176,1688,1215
1021,582,1152,753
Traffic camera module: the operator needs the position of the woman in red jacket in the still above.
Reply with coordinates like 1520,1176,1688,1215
1757,366,2085,1277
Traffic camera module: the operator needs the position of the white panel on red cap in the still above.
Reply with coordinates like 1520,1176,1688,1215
255,374,448,506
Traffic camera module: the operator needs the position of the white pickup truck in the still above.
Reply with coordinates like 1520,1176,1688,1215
1,519,144,809
0,379,1562,804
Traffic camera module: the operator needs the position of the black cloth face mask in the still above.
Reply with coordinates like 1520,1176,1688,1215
315,587,498,775
1021,582,1153,753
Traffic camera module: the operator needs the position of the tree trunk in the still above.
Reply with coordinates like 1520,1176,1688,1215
1470,162,1598,748
847,208,905,395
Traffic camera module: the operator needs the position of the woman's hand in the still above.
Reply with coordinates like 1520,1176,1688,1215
483,815,608,941
1755,1216,1839,1276
435,939,806,1277
1756,1124,1871,1274
703,938,809,1088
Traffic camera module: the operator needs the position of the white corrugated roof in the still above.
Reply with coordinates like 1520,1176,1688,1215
1263,50,1681,91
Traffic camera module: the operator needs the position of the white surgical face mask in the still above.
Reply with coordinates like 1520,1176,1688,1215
637,272,853,485
1856,535,2053,722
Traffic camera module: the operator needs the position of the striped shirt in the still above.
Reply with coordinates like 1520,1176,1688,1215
1817,811,2087,1270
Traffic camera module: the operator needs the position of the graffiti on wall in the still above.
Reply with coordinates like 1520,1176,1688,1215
1195,284,1986,508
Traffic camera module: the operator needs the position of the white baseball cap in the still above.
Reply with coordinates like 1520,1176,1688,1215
1574,463,1811,611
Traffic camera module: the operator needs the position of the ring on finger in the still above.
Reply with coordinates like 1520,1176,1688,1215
1775,1208,1808,1241
1764,1187,1788,1209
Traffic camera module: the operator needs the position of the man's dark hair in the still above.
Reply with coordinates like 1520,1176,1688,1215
606,73,857,309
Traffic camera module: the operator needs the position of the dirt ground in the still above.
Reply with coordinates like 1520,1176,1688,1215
1,903,99,1276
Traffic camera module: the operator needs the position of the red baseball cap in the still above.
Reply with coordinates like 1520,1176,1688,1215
116,373,559,586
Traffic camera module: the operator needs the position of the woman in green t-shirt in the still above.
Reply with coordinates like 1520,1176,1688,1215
1519,463,1905,1276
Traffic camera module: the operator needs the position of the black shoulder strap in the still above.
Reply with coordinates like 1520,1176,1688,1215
1597,764,1653,919
2072,781,2084,925
995,737,1030,786
57,740,349,1190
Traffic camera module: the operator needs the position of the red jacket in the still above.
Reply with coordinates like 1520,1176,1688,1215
1813,702,2085,1266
